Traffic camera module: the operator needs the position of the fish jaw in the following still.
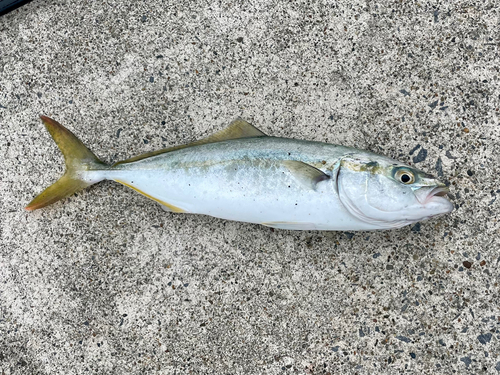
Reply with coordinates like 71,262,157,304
413,186,454,217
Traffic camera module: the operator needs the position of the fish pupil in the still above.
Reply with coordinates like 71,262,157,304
401,174,411,183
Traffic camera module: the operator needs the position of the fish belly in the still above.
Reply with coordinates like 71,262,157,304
105,160,377,231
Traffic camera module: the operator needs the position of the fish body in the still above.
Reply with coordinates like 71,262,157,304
27,117,453,231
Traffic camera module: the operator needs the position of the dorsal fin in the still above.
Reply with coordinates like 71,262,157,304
113,118,266,166
201,118,266,142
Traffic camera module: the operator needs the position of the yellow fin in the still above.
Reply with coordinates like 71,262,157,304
114,179,186,213
26,175,90,211
200,118,266,142
113,118,266,166
26,116,108,211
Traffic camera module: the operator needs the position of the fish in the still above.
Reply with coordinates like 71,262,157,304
26,116,453,231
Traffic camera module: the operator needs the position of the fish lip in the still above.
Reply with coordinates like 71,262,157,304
415,186,450,205
429,186,450,198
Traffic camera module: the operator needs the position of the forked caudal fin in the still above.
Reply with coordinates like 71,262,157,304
26,116,265,211
25,116,108,211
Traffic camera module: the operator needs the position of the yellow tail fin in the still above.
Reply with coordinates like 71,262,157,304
25,116,107,211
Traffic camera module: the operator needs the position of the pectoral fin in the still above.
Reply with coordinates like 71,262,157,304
282,160,330,190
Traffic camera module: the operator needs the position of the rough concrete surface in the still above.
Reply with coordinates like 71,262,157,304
1,0,499,374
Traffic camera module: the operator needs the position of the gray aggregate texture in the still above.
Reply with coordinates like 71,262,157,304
1,0,500,374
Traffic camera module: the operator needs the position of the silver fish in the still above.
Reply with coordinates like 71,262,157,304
26,116,453,231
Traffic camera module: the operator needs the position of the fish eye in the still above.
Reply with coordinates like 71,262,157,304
395,169,415,184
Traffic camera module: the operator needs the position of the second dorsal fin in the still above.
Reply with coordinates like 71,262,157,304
113,118,266,166
202,118,266,142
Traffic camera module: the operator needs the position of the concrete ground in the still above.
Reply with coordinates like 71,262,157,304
1,0,499,373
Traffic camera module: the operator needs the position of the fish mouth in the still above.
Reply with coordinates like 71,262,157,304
415,186,450,205
429,186,450,198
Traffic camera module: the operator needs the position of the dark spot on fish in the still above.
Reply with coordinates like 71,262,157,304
399,89,410,97
463,261,472,269
141,15,147,22
236,37,244,43
149,77,154,83
143,139,149,144
161,121,166,125
116,128,122,138
467,170,474,176
429,100,438,109
37,92,42,98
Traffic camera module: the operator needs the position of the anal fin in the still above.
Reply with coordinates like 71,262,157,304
114,179,186,213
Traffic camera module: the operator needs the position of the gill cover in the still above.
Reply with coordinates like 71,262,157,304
336,157,421,228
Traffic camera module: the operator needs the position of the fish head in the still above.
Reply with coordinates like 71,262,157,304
336,155,453,229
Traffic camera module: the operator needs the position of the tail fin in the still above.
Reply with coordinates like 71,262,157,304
25,116,107,211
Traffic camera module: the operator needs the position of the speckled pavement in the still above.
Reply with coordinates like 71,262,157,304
1,0,499,374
